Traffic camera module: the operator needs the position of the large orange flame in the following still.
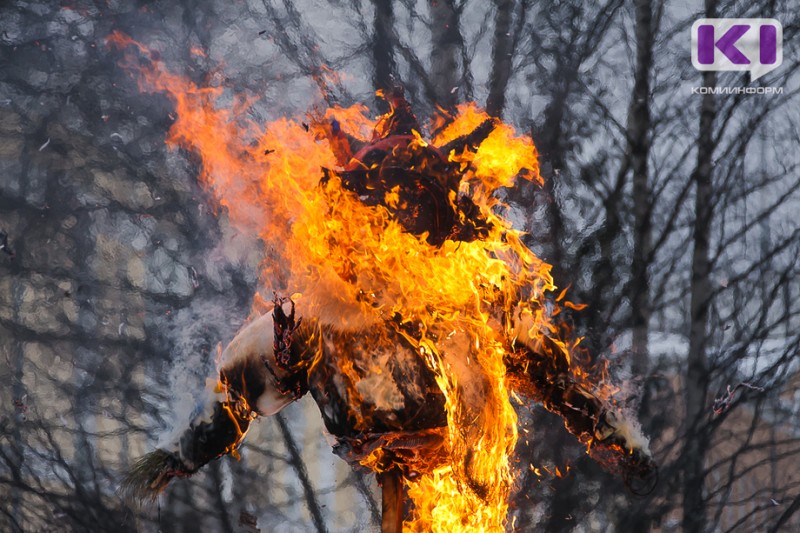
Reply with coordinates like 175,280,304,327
108,32,582,531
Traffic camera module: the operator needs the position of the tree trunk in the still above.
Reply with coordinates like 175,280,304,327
429,0,461,109
629,0,654,378
372,0,397,111
682,28,717,533
530,66,574,283
486,0,514,118
620,0,656,523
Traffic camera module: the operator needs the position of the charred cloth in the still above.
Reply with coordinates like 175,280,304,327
319,90,495,246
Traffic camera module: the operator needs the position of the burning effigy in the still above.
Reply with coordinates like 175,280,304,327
111,33,655,532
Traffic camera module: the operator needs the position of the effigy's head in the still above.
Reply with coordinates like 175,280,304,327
324,90,498,246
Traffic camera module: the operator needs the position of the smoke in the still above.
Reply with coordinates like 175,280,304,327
155,216,264,446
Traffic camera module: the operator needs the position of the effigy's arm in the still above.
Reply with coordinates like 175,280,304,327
121,303,308,501
504,308,657,491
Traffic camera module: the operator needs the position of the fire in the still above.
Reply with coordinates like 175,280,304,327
109,33,601,531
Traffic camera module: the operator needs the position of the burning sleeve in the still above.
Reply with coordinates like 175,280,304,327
505,308,657,492
121,307,308,500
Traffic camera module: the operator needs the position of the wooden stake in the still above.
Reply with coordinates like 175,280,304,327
379,470,403,533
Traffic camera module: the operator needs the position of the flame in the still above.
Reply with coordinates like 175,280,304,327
108,34,590,531
433,103,540,190
213,355,257,460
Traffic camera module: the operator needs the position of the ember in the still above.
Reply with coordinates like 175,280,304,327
112,33,654,532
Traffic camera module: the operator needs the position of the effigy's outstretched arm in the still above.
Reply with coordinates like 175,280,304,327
121,303,309,501
504,308,657,490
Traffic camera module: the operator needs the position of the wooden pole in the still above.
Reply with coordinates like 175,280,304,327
379,470,404,533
